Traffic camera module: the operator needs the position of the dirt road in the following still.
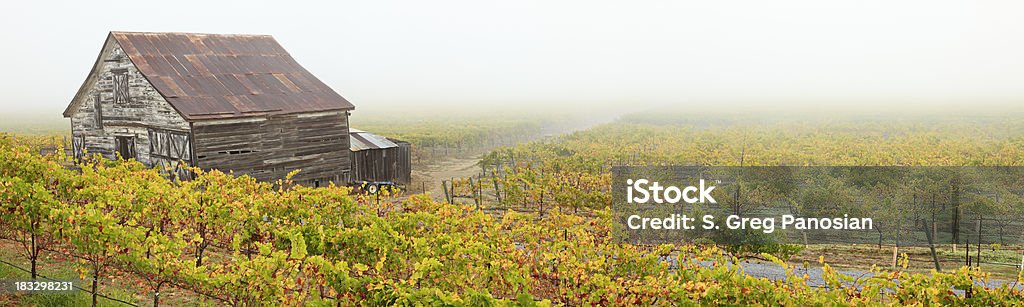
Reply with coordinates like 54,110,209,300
399,114,620,201
407,155,483,200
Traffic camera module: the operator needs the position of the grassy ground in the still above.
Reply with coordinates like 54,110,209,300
0,257,137,306
0,240,210,306
794,244,1024,280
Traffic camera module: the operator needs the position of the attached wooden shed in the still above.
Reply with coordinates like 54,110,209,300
63,31,356,186
349,129,411,185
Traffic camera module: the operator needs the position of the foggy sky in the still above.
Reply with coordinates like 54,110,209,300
2,0,1024,119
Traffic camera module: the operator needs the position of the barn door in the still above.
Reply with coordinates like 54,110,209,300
115,136,136,160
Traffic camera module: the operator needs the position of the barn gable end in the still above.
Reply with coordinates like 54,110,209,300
65,35,192,173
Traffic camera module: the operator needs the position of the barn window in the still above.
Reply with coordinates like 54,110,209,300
93,93,103,129
112,68,131,104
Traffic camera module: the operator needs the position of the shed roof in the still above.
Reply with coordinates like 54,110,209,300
350,128,399,151
66,31,355,120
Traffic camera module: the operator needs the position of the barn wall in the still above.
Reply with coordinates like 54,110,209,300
68,38,191,169
350,140,411,185
394,141,412,185
191,111,351,185
350,148,388,183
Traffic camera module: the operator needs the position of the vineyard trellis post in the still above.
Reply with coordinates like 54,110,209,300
441,181,451,203
966,239,971,267
976,217,982,270
951,178,961,252
891,246,898,269
1019,254,1024,274
921,219,942,272
469,177,479,209
493,170,502,205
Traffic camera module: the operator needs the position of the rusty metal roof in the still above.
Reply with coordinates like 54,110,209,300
349,128,399,151
110,31,354,120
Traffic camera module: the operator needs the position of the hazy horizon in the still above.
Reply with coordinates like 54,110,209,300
3,0,1024,125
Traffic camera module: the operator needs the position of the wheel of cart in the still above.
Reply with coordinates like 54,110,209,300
354,181,397,195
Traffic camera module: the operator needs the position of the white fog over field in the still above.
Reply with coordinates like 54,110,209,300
2,0,1024,128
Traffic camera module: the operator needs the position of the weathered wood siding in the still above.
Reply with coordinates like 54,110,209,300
350,140,411,185
394,141,412,185
68,38,191,170
191,111,351,186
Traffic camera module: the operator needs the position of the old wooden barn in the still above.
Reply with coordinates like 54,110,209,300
63,31,408,187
